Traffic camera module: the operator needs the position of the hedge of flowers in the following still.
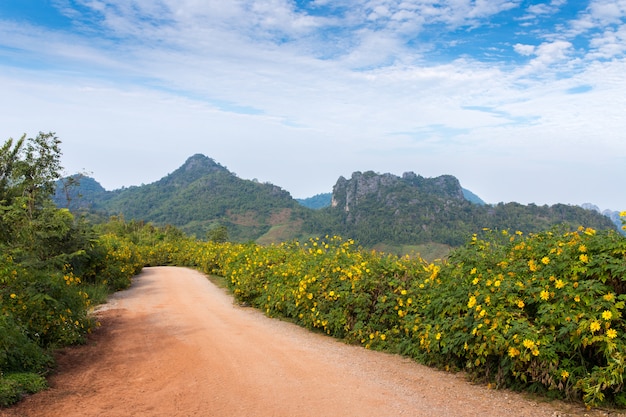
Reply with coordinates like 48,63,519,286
0,233,144,406
152,214,626,408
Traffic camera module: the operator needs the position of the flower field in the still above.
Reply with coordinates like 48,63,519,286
142,213,626,408
3,213,625,408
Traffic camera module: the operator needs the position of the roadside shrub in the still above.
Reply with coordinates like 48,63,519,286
92,234,144,291
0,373,47,407
175,218,626,408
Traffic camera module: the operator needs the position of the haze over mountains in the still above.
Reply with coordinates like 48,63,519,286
54,154,621,253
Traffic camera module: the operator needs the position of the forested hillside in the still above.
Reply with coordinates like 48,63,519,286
54,155,618,250
54,154,313,242
312,171,617,247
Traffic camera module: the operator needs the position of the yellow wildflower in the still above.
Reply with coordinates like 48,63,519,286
517,300,525,308
607,329,618,339
561,370,569,379
541,256,550,265
540,290,550,301
467,296,477,309
578,245,587,252
435,332,441,340
508,347,520,357
590,321,601,332
602,310,613,321
522,339,535,349
579,254,589,263
528,259,538,272
10,293,17,299
555,279,565,289
603,293,615,302
574,295,580,302
380,334,386,341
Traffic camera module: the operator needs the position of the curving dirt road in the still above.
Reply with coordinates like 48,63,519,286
2,267,619,417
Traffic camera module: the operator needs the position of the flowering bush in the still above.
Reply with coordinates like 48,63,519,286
156,214,626,408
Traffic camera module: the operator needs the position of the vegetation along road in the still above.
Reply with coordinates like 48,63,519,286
2,267,619,417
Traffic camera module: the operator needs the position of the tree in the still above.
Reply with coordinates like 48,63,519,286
0,132,80,265
207,224,229,243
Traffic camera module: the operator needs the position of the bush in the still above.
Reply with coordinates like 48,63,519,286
0,373,47,407
167,222,626,408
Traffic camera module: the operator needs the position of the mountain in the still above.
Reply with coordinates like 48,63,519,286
580,203,625,235
55,154,312,242
296,193,332,209
54,175,107,211
313,170,617,247
462,188,486,205
55,156,619,249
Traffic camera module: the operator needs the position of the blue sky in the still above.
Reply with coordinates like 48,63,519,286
1,1,625,211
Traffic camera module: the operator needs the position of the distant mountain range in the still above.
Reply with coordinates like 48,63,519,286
54,154,620,251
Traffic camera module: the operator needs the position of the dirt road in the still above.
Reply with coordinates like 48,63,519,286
2,267,618,416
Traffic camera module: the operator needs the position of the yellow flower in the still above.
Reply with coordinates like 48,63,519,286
555,279,565,289
435,332,441,340
522,339,535,349
603,293,615,302
369,333,375,340
578,245,587,252
10,293,17,299
380,334,386,341
540,290,550,301
602,310,613,321
467,296,477,309
606,329,618,339
528,259,538,272
517,300,525,308
590,321,601,332
561,370,570,379
574,295,581,302
620,211,626,217
579,254,589,263
508,347,520,357
541,256,550,265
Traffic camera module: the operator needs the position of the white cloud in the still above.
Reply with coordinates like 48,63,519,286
514,43,535,56
1,1,626,210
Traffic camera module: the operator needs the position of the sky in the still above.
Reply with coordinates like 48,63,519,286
1,1,625,211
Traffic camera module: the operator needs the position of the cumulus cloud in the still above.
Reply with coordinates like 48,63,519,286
1,0,626,209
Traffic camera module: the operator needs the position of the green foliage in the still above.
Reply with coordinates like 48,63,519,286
0,373,47,407
207,224,229,243
146,215,626,409
0,134,151,407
